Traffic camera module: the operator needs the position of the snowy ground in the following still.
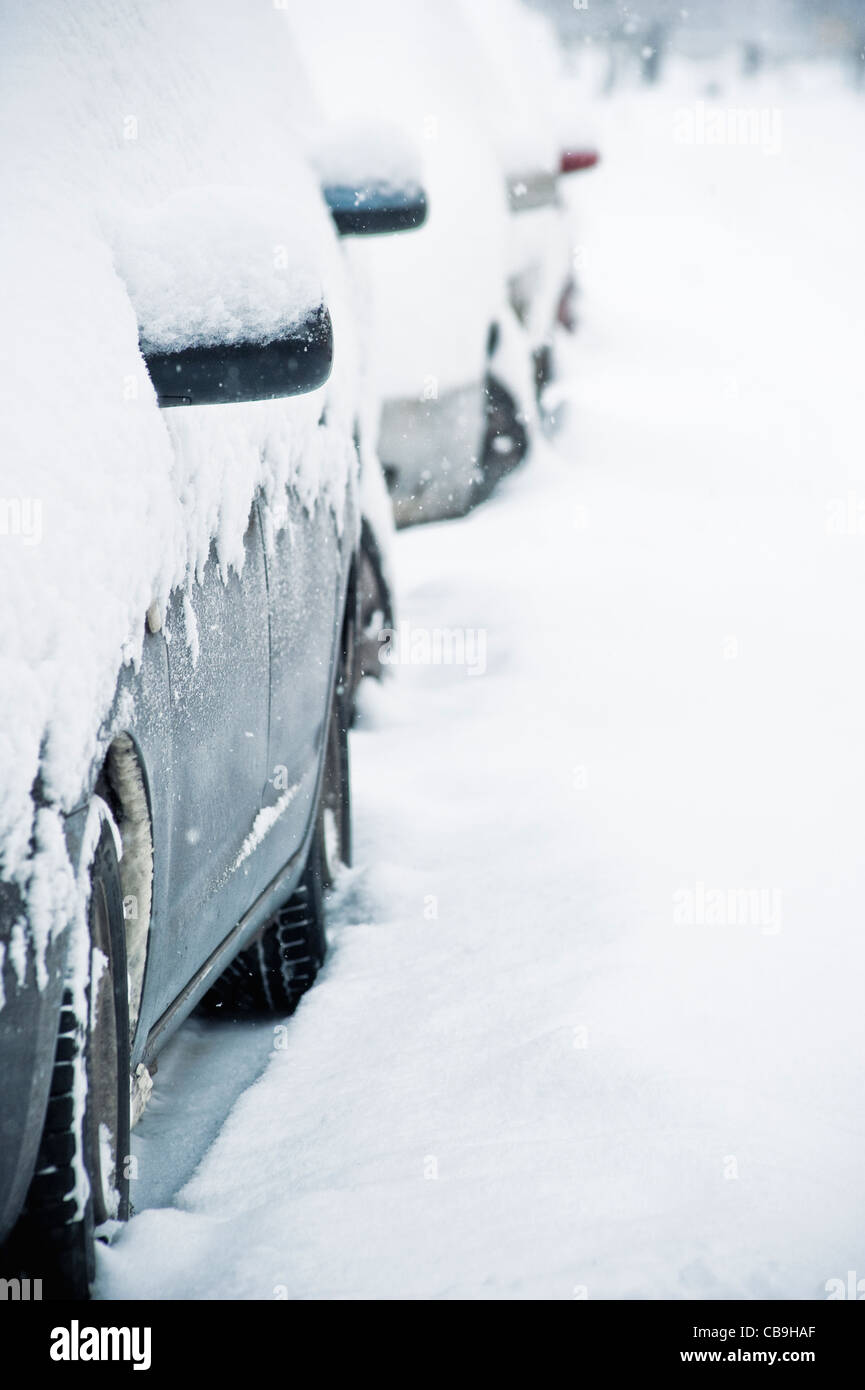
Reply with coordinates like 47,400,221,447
98,69,865,1300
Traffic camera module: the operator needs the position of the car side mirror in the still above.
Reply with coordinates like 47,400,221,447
143,305,333,407
323,181,428,236
115,188,335,407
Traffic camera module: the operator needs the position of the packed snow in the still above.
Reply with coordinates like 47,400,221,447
96,62,865,1299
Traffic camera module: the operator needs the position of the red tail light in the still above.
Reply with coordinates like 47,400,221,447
560,149,600,175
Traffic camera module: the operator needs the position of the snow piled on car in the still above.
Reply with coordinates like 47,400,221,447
0,0,358,984
114,188,324,355
288,0,510,401
455,0,563,174
309,120,425,196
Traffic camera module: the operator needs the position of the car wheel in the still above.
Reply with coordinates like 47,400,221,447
203,677,351,1015
477,372,529,503
17,815,131,1299
534,342,569,437
533,343,555,401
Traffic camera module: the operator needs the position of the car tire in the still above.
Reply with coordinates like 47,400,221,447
15,815,131,1299
534,342,570,437
202,677,351,1015
478,372,530,504
351,519,394,713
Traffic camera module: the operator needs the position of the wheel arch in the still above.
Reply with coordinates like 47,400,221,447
95,731,154,1042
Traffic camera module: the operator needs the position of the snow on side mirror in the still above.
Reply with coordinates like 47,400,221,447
143,306,333,407
312,120,427,235
323,181,428,236
113,186,334,406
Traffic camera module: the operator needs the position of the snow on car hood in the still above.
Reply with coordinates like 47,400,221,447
0,1,359,975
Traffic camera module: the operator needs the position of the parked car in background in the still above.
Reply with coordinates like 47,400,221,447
288,0,514,526
457,0,600,433
314,125,428,689
0,0,423,1298
289,0,597,527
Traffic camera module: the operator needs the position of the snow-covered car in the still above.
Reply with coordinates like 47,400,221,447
315,129,429,686
288,0,517,526
289,0,596,527
457,0,600,428
0,0,421,1297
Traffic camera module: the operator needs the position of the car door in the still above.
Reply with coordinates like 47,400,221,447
253,484,346,891
105,168,346,1031
151,502,272,1014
